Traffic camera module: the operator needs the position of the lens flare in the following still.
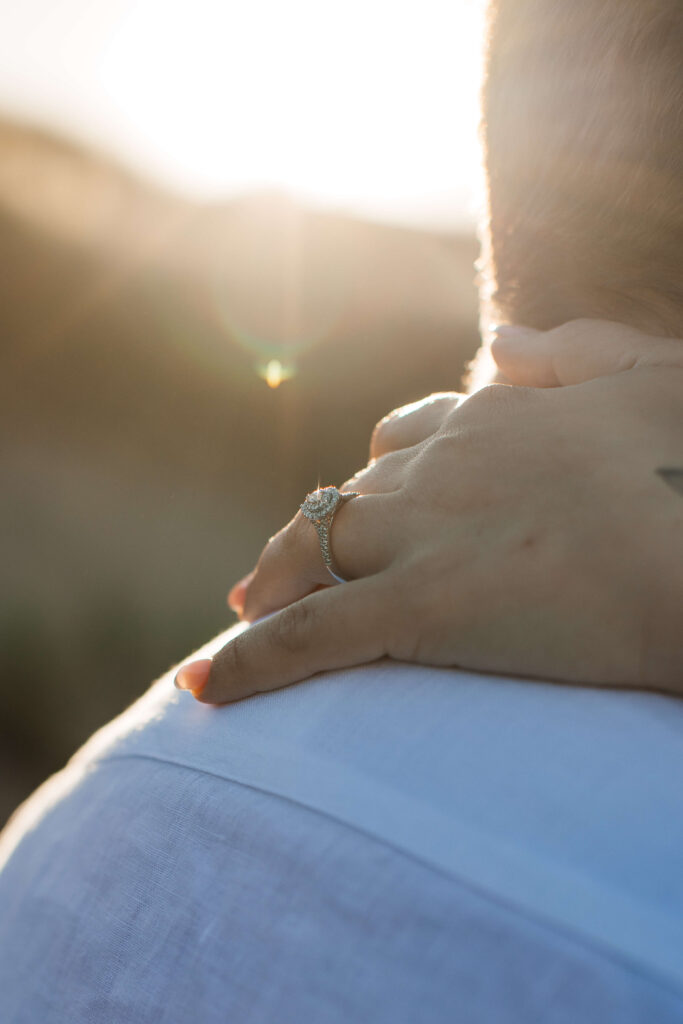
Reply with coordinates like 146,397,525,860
259,359,294,388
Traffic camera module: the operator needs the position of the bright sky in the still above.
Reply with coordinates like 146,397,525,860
0,0,485,228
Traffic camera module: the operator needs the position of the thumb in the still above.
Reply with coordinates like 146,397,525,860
491,319,683,387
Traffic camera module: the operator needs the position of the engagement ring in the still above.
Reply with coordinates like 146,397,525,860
300,485,360,583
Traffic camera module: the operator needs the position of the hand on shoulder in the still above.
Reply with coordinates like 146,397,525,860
175,320,683,703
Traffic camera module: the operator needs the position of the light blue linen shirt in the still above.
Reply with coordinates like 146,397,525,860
1,625,683,1022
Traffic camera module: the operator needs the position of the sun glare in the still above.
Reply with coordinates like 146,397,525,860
98,0,484,225
263,359,286,389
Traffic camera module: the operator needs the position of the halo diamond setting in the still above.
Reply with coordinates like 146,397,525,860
300,486,343,521
299,485,360,583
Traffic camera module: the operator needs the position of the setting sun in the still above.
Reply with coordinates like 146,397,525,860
0,0,485,225
86,0,484,225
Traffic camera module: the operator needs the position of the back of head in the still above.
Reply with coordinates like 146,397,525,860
480,0,683,335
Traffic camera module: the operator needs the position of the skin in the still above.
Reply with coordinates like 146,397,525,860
175,319,683,703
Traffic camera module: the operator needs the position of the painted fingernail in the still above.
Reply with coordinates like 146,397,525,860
174,658,212,695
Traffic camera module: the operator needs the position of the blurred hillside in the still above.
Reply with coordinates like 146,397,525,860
0,114,481,824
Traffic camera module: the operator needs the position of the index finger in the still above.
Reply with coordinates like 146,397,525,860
195,575,395,704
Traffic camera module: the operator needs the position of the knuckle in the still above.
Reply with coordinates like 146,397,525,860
212,633,249,692
370,415,393,459
563,317,593,332
241,547,279,620
426,394,463,429
276,599,316,654
371,394,462,459
472,383,510,404
553,318,600,345
288,511,310,547
268,517,298,554
263,514,310,569
466,382,535,408
253,537,280,580
241,585,261,623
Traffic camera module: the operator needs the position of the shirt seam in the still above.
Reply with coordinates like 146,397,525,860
97,749,683,1007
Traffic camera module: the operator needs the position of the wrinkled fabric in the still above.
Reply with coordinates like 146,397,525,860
1,628,683,1022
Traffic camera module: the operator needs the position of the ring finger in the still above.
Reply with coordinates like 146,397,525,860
241,491,398,622
237,446,412,621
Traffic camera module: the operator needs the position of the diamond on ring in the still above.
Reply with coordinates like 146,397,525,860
300,485,360,583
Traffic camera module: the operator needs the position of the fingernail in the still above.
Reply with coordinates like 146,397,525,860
174,658,212,694
228,571,255,610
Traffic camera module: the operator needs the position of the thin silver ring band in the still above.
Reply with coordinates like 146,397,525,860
300,486,360,583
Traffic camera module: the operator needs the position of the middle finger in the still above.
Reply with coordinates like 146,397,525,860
370,392,464,460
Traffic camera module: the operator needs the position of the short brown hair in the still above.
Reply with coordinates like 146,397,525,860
480,0,683,335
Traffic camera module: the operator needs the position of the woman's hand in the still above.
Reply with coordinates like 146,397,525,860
225,393,467,621
176,320,683,703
